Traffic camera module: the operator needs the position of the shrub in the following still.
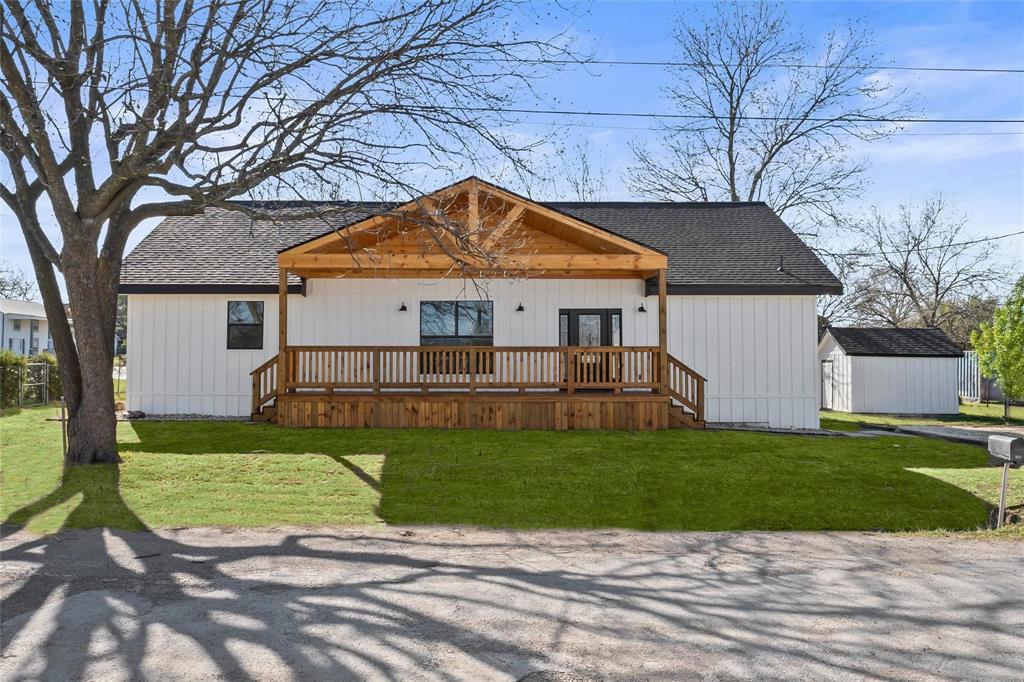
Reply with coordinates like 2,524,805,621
35,351,62,400
0,350,28,409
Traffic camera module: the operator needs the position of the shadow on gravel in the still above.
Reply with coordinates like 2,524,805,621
3,494,1024,679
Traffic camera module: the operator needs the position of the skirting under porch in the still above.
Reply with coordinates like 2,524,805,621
274,392,699,431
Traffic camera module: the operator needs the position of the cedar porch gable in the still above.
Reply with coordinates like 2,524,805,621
276,177,668,279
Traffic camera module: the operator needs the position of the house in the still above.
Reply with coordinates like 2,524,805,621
0,298,54,356
818,326,962,415
120,177,842,430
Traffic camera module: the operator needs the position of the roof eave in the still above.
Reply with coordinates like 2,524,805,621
650,283,844,296
843,352,964,358
119,283,305,295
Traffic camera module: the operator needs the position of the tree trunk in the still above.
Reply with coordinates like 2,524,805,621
1006,398,1011,424
60,245,120,465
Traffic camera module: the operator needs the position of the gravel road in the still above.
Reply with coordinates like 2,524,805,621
2,525,1022,681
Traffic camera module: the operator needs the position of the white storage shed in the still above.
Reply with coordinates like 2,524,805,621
818,327,962,415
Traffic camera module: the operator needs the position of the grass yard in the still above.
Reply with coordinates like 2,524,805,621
1,406,1020,537
822,402,1024,430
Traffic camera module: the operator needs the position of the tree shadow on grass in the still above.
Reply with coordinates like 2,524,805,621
4,465,148,534
119,420,1003,532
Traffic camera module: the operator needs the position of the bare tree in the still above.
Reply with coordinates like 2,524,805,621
554,136,608,202
0,260,37,300
848,196,1009,338
1,0,571,464
815,253,865,335
625,0,909,231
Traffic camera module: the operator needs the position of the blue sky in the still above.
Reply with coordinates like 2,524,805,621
519,1,1024,254
1,0,1022,296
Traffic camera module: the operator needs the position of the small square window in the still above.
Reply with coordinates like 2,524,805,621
227,301,264,350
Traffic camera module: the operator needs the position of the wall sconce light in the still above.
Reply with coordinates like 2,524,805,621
399,302,407,312
638,302,647,313
515,302,525,312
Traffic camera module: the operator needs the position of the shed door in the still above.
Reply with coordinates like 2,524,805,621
821,360,834,410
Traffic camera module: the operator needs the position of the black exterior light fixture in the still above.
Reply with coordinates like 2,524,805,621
516,302,525,312
399,302,407,312
638,301,647,313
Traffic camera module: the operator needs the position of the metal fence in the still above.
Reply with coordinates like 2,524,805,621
0,362,50,408
959,351,979,400
960,350,1011,403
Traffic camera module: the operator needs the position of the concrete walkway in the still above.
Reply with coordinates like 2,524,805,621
884,424,1024,447
2,526,1022,681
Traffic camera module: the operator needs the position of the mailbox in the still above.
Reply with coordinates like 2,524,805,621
988,435,1024,468
988,435,1021,529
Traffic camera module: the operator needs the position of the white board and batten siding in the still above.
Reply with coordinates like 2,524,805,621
818,332,959,415
819,334,853,413
845,356,959,414
126,293,280,417
126,282,821,428
669,295,819,429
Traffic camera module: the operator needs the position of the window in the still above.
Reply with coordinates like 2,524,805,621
227,301,264,350
12,320,20,332
420,301,493,346
31,320,39,333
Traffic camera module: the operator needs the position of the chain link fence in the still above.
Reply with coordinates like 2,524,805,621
0,362,51,408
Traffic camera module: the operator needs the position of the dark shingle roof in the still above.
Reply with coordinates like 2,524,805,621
827,327,962,357
121,196,841,295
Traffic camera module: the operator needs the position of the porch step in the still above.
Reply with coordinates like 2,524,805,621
251,405,278,423
668,405,705,429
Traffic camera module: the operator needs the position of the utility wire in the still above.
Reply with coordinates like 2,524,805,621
516,119,1024,136
484,58,1024,74
429,105,1024,125
822,229,1024,258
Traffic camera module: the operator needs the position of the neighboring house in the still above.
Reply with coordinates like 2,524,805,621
0,298,54,356
120,177,842,430
818,327,962,415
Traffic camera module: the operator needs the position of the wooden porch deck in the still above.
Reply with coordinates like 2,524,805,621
251,346,705,430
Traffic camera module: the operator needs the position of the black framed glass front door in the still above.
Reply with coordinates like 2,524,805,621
559,309,622,347
558,309,623,388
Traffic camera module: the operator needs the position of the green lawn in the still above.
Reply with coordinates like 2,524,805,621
1,407,1020,537
822,402,1024,430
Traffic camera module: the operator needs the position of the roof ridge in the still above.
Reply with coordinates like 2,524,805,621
223,199,771,209
545,200,770,207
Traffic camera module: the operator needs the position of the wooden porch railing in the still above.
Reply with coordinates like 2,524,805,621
250,354,279,415
251,345,706,424
280,345,661,393
667,354,705,422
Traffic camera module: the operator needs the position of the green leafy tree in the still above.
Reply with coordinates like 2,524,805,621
972,277,1024,422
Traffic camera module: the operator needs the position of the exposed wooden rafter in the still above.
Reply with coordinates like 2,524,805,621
279,177,667,278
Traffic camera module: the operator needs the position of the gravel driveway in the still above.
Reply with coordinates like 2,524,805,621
2,526,1022,681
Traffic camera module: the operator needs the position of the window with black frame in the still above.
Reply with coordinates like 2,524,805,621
227,301,264,350
420,301,493,345
419,301,493,374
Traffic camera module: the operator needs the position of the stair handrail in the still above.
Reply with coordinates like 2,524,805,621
250,353,279,414
666,354,705,422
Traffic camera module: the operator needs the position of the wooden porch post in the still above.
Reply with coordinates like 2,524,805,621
279,267,288,394
658,269,668,395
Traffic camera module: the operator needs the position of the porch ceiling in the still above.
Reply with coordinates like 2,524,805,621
276,178,668,279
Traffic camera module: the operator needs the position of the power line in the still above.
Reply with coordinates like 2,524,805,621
824,229,1024,258
515,119,1024,136
493,58,1024,75
432,105,1024,125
